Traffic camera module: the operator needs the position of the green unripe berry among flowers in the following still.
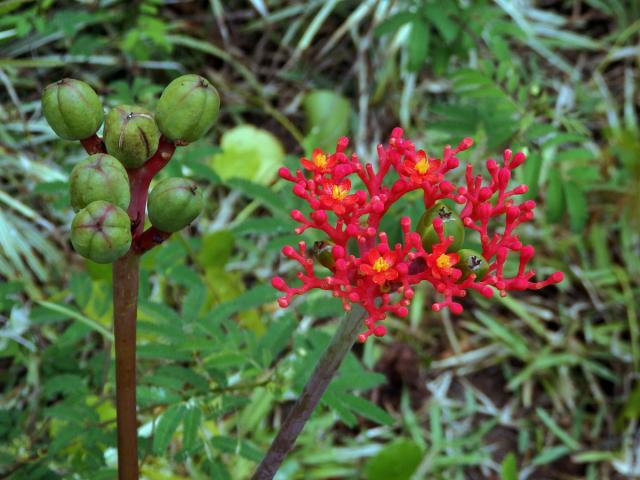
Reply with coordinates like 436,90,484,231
147,177,204,233
41,78,104,141
70,200,132,263
417,202,465,252
103,105,161,168
455,248,489,280
69,154,130,212
155,74,220,144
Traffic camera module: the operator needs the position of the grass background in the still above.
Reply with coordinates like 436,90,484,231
0,0,639,479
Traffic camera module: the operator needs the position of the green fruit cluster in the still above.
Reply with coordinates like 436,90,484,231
42,75,217,263
418,202,489,280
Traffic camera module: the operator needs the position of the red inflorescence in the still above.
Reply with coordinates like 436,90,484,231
273,128,563,342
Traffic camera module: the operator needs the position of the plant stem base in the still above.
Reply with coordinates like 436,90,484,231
113,251,141,480
252,305,365,480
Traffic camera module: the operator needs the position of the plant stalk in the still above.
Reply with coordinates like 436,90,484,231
252,305,366,480
112,250,141,480
80,135,175,480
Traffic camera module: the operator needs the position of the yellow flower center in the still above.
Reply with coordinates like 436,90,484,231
331,184,348,201
314,153,328,169
372,256,391,272
436,254,452,269
415,157,431,175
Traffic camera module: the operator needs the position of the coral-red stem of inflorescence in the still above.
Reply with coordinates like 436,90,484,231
272,128,563,342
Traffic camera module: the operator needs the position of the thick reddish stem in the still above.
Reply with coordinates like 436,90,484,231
109,136,175,479
126,136,176,239
132,227,171,253
80,133,107,155
112,251,141,480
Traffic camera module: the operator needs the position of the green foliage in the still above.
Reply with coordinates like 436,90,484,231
364,438,422,480
211,125,285,185
302,90,352,153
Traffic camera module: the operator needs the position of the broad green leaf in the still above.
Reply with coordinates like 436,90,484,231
152,404,186,454
364,438,422,480
302,89,352,152
374,11,416,37
182,406,202,453
408,19,429,71
211,125,284,185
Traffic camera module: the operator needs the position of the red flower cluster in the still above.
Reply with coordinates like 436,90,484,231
273,128,563,342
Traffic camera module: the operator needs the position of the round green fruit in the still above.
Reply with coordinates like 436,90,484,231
103,105,160,168
41,78,104,140
69,154,130,212
312,241,335,270
455,249,489,280
147,178,203,232
71,201,132,263
155,74,220,144
417,202,465,252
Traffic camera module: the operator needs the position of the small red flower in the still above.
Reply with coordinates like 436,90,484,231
318,179,356,214
359,247,399,285
301,148,335,174
402,150,442,184
426,244,460,279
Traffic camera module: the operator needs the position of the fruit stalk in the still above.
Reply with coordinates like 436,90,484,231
127,136,176,238
80,134,106,155
252,305,366,480
112,250,141,480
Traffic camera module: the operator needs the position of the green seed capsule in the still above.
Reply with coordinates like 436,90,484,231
41,78,104,140
417,202,465,252
456,249,489,280
312,241,335,270
103,105,160,168
71,201,132,263
147,178,203,232
155,74,220,144
69,154,130,212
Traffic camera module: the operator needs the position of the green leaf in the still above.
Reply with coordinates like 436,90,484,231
226,178,288,217
535,408,580,450
336,394,394,426
211,125,285,185
182,406,202,453
198,230,234,269
564,181,588,233
302,90,352,152
408,19,429,71
209,436,263,462
35,301,113,341
545,169,564,223
374,11,416,37
364,438,422,480
152,404,186,455
501,452,518,480
207,284,278,323
422,6,459,43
